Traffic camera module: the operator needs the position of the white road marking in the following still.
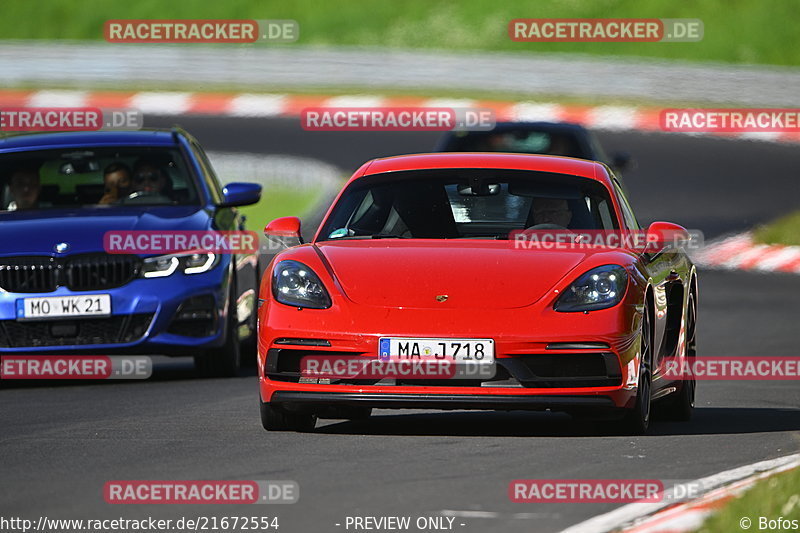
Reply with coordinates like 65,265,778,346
323,95,387,108
228,93,288,117
510,102,564,122
587,105,638,130
128,91,192,115
28,90,88,107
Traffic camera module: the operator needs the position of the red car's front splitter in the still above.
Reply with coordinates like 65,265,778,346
259,379,637,413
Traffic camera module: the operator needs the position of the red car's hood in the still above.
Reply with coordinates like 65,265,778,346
315,240,587,309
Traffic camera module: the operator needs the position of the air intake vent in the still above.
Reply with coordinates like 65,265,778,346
0,254,140,293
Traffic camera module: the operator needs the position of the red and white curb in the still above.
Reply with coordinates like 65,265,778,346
693,233,800,274
2,89,800,143
561,453,800,533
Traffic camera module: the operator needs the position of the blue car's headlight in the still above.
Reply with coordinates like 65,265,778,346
272,260,331,309
141,253,219,278
555,265,628,312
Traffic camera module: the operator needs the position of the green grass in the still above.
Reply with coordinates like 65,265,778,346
238,186,323,230
3,0,800,66
697,467,800,533
753,211,800,246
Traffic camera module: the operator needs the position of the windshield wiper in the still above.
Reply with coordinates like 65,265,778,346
371,233,408,239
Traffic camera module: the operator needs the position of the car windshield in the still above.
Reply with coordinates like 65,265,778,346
0,146,200,211
318,169,618,240
442,129,587,158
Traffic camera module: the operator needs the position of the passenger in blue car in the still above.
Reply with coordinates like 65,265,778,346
99,162,133,204
7,165,41,210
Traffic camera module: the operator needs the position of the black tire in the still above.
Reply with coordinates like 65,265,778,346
238,292,258,368
658,291,697,421
260,401,317,432
239,337,258,368
619,307,653,435
240,263,261,368
195,276,241,378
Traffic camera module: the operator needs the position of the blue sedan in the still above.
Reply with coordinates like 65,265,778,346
0,128,262,377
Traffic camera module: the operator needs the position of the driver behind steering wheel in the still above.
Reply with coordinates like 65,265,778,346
131,159,173,199
530,197,572,229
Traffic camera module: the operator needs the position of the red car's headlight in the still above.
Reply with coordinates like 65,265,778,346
554,264,628,312
271,260,332,309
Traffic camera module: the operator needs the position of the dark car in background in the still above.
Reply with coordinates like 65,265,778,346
0,129,262,377
436,121,632,179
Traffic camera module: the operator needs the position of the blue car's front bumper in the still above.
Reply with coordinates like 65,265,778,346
0,266,230,355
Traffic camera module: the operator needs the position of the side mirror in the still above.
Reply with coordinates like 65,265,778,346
646,221,689,252
220,182,262,207
611,152,632,173
264,216,303,241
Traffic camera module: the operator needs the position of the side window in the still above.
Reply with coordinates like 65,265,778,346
190,141,224,204
597,198,616,229
613,180,640,230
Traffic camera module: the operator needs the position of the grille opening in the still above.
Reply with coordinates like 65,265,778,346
50,322,78,337
0,313,154,347
0,257,57,293
0,254,140,293
266,349,375,383
514,353,622,388
268,349,365,374
167,295,217,337
522,353,609,377
66,254,140,291
263,350,623,389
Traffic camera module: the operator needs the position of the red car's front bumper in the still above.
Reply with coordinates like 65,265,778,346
257,298,645,414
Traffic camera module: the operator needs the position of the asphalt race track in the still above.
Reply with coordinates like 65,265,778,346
1,116,799,533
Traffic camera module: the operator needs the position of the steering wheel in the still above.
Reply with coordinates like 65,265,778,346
121,190,171,204
525,223,571,231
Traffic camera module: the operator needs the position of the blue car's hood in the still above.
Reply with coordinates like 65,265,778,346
0,206,212,256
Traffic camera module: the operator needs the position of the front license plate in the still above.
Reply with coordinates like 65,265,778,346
17,294,112,320
379,338,495,363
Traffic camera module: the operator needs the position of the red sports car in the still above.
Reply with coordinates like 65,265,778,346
257,153,697,434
